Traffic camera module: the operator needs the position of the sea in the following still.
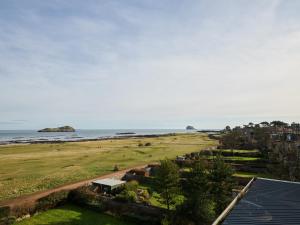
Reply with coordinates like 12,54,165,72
0,129,188,144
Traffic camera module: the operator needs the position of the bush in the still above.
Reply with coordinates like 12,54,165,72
114,165,120,171
36,190,70,211
140,189,150,199
145,142,152,147
138,143,144,147
116,190,137,203
124,181,139,192
68,187,106,211
0,216,16,225
0,207,9,219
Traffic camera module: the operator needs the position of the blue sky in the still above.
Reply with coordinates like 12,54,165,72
0,0,300,129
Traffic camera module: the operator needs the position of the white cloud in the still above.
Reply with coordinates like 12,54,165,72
0,0,299,129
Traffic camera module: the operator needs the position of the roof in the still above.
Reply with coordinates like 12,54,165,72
92,178,126,187
222,178,300,225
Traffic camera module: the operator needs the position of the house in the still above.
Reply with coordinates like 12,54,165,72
176,156,186,161
123,167,152,182
213,178,300,225
92,178,126,193
127,168,150,177
147,163,160,176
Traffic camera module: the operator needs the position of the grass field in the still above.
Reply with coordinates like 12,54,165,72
233,171,273,179
13,204,136,225
220,149,260,153
207,156,260,161
0,133,217,201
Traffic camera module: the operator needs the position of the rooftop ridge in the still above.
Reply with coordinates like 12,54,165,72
258,177,300,185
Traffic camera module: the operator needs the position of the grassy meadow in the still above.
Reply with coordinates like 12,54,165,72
0,133,217,201
13,204,136,225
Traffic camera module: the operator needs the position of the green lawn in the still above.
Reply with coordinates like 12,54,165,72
0,133,217,201
206,156,260,161
223,156,261,161
220,149,259,153
13,204,135,225
138,183,184,210
234,171,273,179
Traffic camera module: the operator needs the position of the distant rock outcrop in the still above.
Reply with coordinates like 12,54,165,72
186,125,196,130
38,126,75,132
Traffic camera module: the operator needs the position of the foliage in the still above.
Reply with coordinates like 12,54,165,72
68,187,106,211
124,181,139,192
209,155,235,215
177,161,215,225
156,159,181,210
116,181,139,203
161,216,172,225
114,165,120,171
115,190,137,203
0,207,10,219
0,216,16,225
220,121,300,181
36,190,70,212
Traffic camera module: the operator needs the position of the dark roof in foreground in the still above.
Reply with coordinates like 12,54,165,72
222,178,300,225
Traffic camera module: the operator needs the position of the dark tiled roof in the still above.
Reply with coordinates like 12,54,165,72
222,178,300,225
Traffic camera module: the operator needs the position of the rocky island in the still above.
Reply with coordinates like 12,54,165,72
186,125,196,130
38,126,75,132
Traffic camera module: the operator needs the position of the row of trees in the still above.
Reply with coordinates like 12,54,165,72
156,157,235,225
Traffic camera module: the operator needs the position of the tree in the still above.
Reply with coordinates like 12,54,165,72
116,181,139,203
210,155,235,215
260,121,270,127
270,121,288,127
225,126,231,132
156,159,181,211
180,161,215,225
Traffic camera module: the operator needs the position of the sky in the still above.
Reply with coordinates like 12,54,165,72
0,0,300,130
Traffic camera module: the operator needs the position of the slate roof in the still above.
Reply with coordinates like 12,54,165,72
222,178,300,225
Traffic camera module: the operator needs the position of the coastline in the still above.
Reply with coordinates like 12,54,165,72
0,132,180,146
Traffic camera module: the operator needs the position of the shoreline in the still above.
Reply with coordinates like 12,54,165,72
0,132,181,146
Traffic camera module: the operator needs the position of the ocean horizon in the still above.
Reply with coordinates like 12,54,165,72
0,129,190,143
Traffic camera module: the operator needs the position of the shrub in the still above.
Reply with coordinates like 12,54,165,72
145,142,152,147
68,187,106,211
0,216,15,225
0,207,9,219
114,165,120,171
140,189,150,199
124,181,139,192
116,190,137,203
36,190,69,212
138,143,143,147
